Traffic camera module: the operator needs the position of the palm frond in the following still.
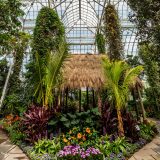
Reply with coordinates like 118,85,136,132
43,41,69,106
123,66,143,88
102,57,143,110
34,52,45,106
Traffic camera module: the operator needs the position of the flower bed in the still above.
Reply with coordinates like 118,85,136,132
0,109,158,160
18,124,157,160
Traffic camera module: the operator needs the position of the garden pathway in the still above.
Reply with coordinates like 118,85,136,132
129,119,160,160
0,129,29,160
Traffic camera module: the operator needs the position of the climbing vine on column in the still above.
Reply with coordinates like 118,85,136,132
104,4,123,60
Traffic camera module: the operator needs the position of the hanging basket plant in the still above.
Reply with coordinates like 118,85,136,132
104,4,123,60
96,32,106,54
32,6,65,57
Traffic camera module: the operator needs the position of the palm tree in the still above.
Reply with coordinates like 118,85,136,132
34,41,68,108
102,57,143,136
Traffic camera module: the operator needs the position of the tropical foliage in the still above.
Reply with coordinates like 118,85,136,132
102,57,143,136
22,105,51,143
48,107,100,132
127,0,160,113
0,1,159,160
139,44,160,112
34,41,68,107
28,6,68,108
0,0,30,114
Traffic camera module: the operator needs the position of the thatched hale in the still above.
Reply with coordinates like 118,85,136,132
62,54,105,89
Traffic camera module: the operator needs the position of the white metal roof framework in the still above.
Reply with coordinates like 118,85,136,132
22,0,138,55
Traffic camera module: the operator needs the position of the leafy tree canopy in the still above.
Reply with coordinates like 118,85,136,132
127,0,160,111
0,0,24,54
127,0,160,43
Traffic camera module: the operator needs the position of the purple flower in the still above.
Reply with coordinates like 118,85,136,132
57,145,101,159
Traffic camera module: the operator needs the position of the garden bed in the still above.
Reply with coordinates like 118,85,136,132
0,111,158,160
19,131,156,160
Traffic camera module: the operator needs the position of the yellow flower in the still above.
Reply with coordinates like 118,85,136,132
86,128,91,134
79,142,83,145
77,133,82,139
63,138,68,143
69,130,72,134
67,142,70,146
71,136,76,140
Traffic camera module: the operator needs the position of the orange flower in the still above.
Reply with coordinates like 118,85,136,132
6,114,13,121
63,138,68,143
13,115,20,122
86,128,91,134
77,133,82,139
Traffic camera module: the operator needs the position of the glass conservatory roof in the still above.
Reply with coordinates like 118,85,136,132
22,0,138,55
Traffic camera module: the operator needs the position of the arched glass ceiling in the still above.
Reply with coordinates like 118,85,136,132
22,0,138,55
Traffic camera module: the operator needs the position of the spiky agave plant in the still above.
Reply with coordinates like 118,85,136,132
102,57,143,136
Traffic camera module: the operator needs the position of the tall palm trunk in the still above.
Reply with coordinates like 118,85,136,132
132,89,140,121
137,86,146,121
117,109,124,137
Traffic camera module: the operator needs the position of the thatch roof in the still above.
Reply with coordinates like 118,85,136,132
62,54,105,89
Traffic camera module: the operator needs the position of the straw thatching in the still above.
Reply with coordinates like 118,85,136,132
62,54,105,89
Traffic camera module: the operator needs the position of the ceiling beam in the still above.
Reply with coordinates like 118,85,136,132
79,0,81,19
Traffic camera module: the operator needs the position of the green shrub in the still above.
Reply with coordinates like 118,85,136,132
33,138,61,155
96,135,132,157
139,123,157,141
3,93,27,116
5,121,26,145
48,108,101,132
